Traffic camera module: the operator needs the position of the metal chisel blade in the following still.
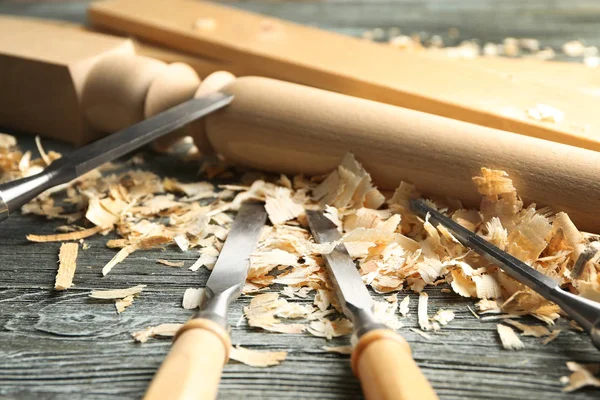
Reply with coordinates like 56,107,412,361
205,202,267,299
73,92,234,176
0,92,233,222
306,210,374,318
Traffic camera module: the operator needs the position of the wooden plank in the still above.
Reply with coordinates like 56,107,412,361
88,0,600,151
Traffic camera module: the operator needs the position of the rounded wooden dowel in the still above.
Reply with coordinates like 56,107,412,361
351,330,438,400
188,70,236,155
81,54,168,133
144,62,201,151
143,319,231,400
200,76,600,233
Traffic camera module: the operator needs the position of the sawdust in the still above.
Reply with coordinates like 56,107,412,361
54,242,78,290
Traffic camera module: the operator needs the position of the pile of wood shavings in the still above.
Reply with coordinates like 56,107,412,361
5,135,600,381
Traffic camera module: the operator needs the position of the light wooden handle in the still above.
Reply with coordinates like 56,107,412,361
144,319,231,400
351,330,438,400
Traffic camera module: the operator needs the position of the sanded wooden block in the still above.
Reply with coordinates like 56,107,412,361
89,0,600,151
0,16,135,145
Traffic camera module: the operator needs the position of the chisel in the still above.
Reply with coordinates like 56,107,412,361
0,92,232,223
144,201,267,400
410,198,600,350
306,210,439,400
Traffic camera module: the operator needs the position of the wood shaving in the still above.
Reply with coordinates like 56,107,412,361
54,242,78,291
89,285,146,299
229,346,287,367
503,319,552,337
27,226,106,242
102,244,137,276
410,327,433,340
432,309,455,325
190,246,220,271
132,323,182,343
115,295,134,313
322,345,353,355
174,234,190,251
399,295,410,317
244,293,308,334
307,318,353,339
182,288,205,309
157,259,184,267
418,292,437,331
497,324,525,350
561,362,600,392
541,329,561,345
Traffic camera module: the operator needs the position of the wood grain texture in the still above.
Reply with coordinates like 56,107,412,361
1,2,600,400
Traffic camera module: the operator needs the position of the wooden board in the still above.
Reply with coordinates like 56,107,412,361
88,0,600,151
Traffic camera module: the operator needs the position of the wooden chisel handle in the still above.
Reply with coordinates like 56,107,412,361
351,330,438,400
189,74,600,233
144,319,231,400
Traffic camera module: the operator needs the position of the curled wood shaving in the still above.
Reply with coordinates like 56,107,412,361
27,226,106,243
54,242,79,291
399,295,410,317
322,345,353,355
561,362,600,392
503,319,552,337
497,324,525,350
115,295,134,313
418,292,437,331
102,244,137,276
132,323,182,343
229,346,287,367
157,259,184,267
182,288,205,310
89,285,146,299
432,309,455,325
409,327,432,340
35,136,51,166
244,293,308,334
307,318,353,339
541,329,561,345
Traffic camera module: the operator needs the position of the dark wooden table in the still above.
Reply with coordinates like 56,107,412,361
1,1,600,399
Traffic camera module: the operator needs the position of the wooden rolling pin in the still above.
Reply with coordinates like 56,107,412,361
89,0,600,151
189,74,600,233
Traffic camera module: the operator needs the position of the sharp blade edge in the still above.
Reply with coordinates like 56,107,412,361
74,92,234,175
306,210,373,316
205,202,267,296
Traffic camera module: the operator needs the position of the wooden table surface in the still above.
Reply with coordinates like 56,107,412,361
1,1,600,399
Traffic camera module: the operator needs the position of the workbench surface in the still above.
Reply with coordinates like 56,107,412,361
1,1,600,399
